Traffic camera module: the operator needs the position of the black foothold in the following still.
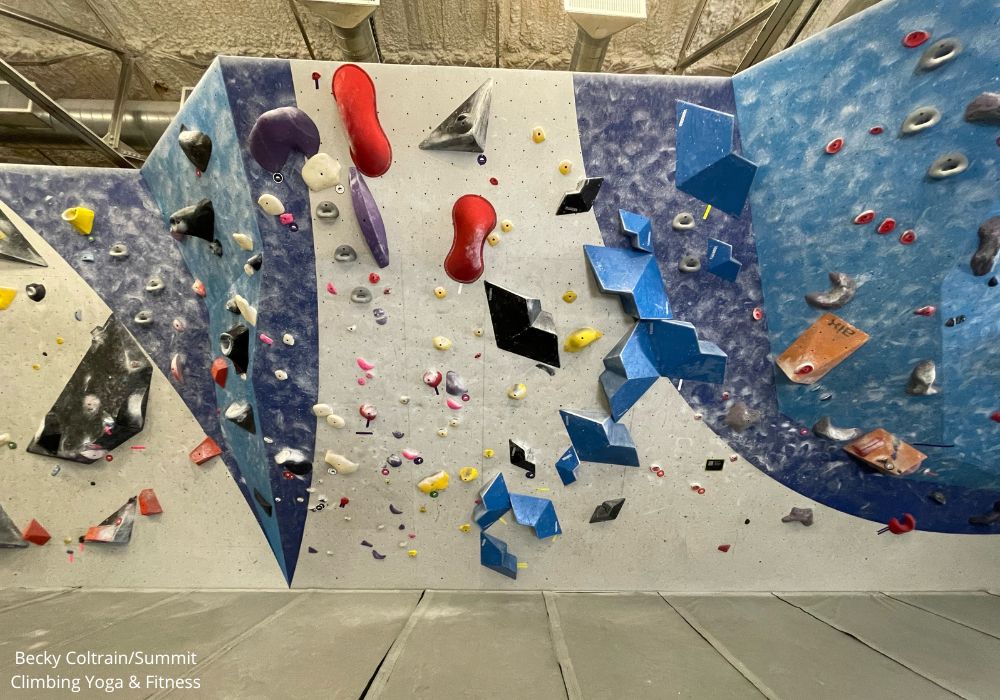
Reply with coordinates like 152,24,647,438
705,459,725,471
225,400,256,434
25,283,46,302
220,323,250,374
208,239,224,257
509,438,536,477
484,281,560,367
589,498,625,523
556,177,604,216
169,199,214,241
928,490,947,505
307,546,318,554
245,253,263,274
253,488,273,517
969,500,1000,526
178,127,213,172
989,276,998,287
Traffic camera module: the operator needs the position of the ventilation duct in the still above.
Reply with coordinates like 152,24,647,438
565,0,647,73
299,0,381,63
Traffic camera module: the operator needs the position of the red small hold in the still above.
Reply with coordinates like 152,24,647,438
489,177,499,186
138,488,162,516
717,544,731,553
990,411,1000,423
189,436,222,465
211,357,229,388
751,307,764,321
339,497,350,508
368,272,381,284
104,455,113,462
899,230,916,245
195,170,202,177
656,469,665,477
474,352,482,359
22,519,50,546
887,513,916,534
914,305,936,316
824,138,844,154
902,30,930,48
795,363,814,376
853,210,876,225
876,218,896,234
282,470,296,480
868,126,884,135
311,71,321,81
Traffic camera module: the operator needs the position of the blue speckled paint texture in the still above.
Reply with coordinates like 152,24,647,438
219,57,319,580
142,59,309,582
576,0,1000,533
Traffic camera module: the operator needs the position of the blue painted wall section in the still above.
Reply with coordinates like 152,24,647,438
142,60,300,582
219,57,320,580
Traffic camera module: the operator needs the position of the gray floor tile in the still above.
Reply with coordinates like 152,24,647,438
888,592,1000,639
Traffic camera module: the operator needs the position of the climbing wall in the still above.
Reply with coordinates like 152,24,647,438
0,0,997,591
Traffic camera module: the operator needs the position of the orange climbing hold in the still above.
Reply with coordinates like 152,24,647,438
189,436,222,465
22,519,50,546
844,428,927,476
776,312,869,385
211,357,229,388
138,488,162,515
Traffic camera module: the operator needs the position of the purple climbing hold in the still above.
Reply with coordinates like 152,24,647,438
248,106,321,174
349,167,390,268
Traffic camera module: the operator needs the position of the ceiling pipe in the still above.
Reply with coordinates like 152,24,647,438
298,0,381,63
565,0,647,73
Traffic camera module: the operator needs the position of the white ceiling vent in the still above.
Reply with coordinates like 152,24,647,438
299,0,379,29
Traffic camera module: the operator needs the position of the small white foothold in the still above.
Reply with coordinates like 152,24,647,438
301,152,342,191
347,324,357,332
263,436,274,444
399,395,411,405
437,428,448,437
274,369,288,381
232,233,254,250
257,193,284,215
312,403,334,417
377,524,385,531
448,417,460,427
282,333,295,346
325,450,358,474
326,414,345,428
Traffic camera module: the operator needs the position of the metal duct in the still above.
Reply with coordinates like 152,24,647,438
569,27,611,72
334,20,380,63
565,0,647,73
0,99,176,151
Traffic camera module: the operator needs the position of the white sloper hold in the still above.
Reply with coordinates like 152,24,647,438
325,451,358,474
312,403,333,417
233,294,257,326
301,153,342,192
326,414,346,428
257,194,284,215
232,233,254,250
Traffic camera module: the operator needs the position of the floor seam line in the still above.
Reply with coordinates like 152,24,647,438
772,594,967,700
150,592,311,700
359,589,430,699
657,593,775,700
0,588,72,615
883,593,1000,641
542,592,584,700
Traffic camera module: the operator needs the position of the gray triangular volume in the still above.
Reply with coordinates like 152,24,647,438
419,79,493,153
0,503,27,548
0,208,46,267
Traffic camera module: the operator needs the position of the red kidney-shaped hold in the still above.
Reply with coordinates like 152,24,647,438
877,218,896,234
332,64,392,177
887,513,916,534
444,194,497,284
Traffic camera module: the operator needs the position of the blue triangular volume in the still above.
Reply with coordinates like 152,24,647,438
706,237,742,281
675,100,757,216
480,532,518,579
619,209,652,252
560,409,640,467
509,493,562,539
583,245,671,320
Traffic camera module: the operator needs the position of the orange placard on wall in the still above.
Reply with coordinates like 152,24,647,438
844,428,927,476
776,312,869,384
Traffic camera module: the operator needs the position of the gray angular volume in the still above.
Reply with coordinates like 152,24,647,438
0,207,46,267
419,79,493,153
0,503,27,548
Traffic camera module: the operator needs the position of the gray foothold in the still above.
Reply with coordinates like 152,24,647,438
133,310,153,326
445,370,467,396
971,216,1000,276
81,253,94,263
392,430,404,439
781,507,814,526
334,245,357,263
906,359,938,395
373,307,387,325
672,212,695,231
927,152,968,179
918,37,963,71
145,277,164,293
812,416,862,441
929,490,947,505
805,271,857,309
900,105,941,135
350,287,372,304
724,401,761,432
316,201,340,219
387,455,402,468
109,243,129,258
678,255,701,273
964,92,1000,124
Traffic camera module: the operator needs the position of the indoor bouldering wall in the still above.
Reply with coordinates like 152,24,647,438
0,0,997,591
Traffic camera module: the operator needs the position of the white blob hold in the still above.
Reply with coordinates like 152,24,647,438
232,233,253,250
326,414,346,428
312,403,333,417
257,194,284,215
274,369,288,381
448,417,460,427
347,324,357,332
301,152,342,192
324,451,358,474
282,333,295,346
399,395,411,405
263,436,274,444
437,428,448,437
233,294,258,326
275,447,308,465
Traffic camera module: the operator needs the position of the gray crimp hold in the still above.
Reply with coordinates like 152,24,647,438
672,212,695,231
964,92,1000,124
445,370,467,396
178,126,212,172
724,401,761,432
971,216,1000,276
927,152,968,179
805,271,856,309
812,416,862,442
678,255,701,273
0,206,46,267
419,78,493,153
782,507,814,526
906,360,938,395
350,287,372,304
918,37,962,71
899,106,940,135
334,244,357,263
0,502,28,548
316,201,340,220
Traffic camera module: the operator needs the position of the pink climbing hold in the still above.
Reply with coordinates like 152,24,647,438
259,333,273,345
751,307,764,321
914,305,936,316
902,30,930,48
357,357,375,371
444,194,497,284
423,369,442,390
402,449,421,461
359,403,377,421
824,138,843,155
357,378,366,386
332,64,392,177
899,229,916,245
279,213,294,225
446,398,463,410
877,218,896,234
326,282,337,295
853,210,875,225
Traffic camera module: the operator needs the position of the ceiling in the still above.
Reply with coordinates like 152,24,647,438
0,0,871,166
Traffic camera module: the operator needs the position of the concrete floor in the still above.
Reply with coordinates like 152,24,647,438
1,589,998,699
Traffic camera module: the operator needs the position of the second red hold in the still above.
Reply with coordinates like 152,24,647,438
444,195,497,284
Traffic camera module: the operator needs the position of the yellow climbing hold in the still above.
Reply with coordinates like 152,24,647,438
562,290,578,303
31,363,40,370
418,470,449,494
531,127,546,143
473,327,484,337
558,160,572,176
487,232,501,247
507,382,527,400
61,206,94,235
483,448,495,458
517,562,529,569
459,466,479,482
434,286,447,299
500,219,513,233
55,337,64,345
0,287,16,310
0,229,6,240
564,327,603,352
459,523,471,533
419,505,427,513
432,336,452,351
407,549,418,558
